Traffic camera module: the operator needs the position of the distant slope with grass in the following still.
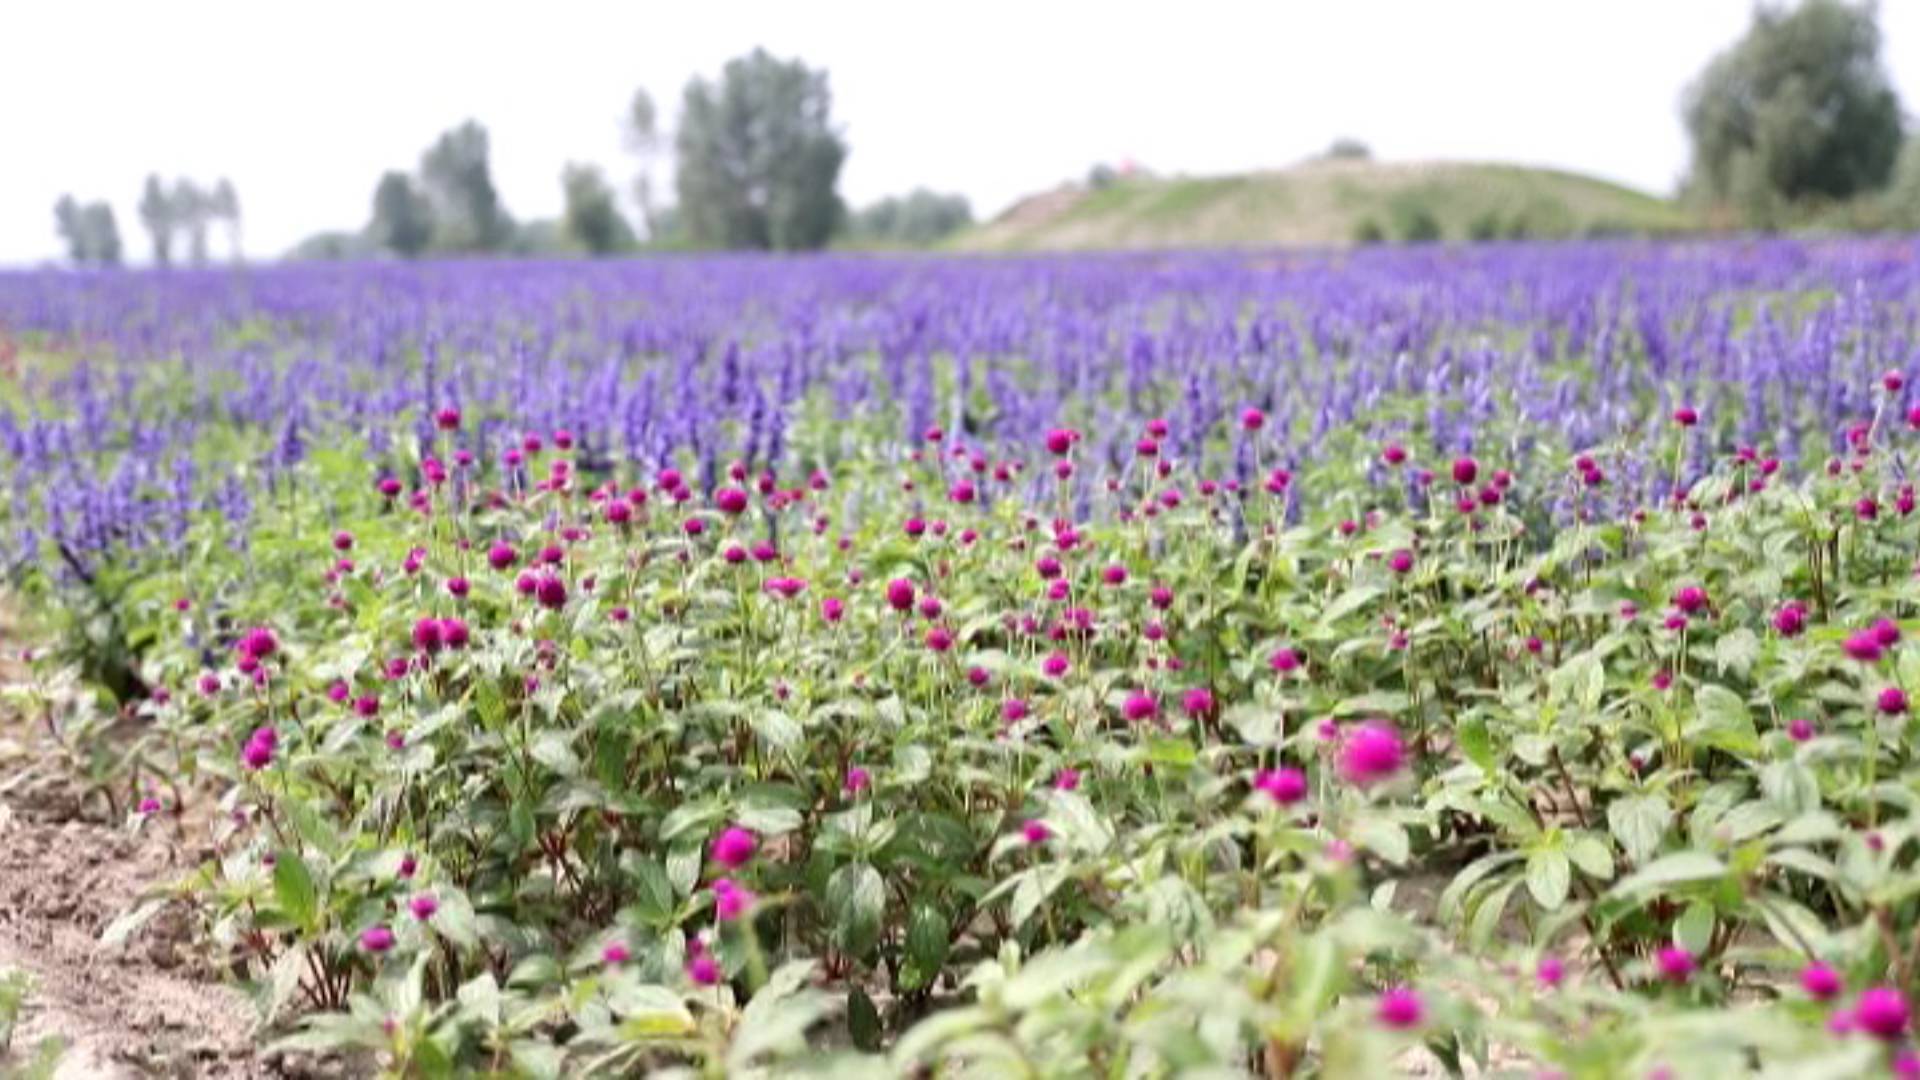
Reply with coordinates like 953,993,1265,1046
952,159,1694,251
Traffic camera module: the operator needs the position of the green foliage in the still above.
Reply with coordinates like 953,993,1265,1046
52,195,122,266
368,171,434,259
847,188,973,248
419,120,513,253
1352,217,1385,245
560,163,638,256
138,174,173,266
674,48,848,251
1684,0,1904,207
1390,197,1442,242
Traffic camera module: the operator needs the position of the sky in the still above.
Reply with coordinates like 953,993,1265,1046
3,0,1917,265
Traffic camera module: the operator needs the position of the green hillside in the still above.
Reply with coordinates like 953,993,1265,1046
952,159,1695,251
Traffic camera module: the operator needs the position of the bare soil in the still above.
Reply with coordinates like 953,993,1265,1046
0,621,326,1078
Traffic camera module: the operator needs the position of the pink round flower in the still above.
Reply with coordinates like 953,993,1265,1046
1874,618,1902,648
1240,407,1266,432
1337,723,1406,785
1270,647,1301,672
1022,820,1051,845
886,578,916,612
820,596,845,623
687,953,721,985
1042,652,1070,679
1788,718,1815,742
408,893,439,921
361,925,395,953
711,826,757,869
1053,768,1080,791
1536,955,1565,988
602,942,630,966
712,878,752,921
1388,549,1414,575
1672,406,1698,427
714,487,749,514
843,766,871,794
1181,687,1215,718
1375,987,1424,1029
1844,634,1885,663
1122,692,1158,722
1655,946,1693,984
1451,458,1478,485
1672,586,1707,615
1001,698,1030,723
1800,962,1842,1001
1880,687,1909,715
1855,986,1910,1040
1255,767,1308,805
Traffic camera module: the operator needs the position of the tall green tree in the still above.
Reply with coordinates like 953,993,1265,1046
172,178,212,265
369,171,435,258
210,178,242,261
1683,0,1903,207
420,120,511,252
625,88,665,240
138,174,174,266
561,163,637,255
674,49,848,250
83,202,122,266
54,196,124,266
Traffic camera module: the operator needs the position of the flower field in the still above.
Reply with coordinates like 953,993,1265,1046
8,239,1920,1075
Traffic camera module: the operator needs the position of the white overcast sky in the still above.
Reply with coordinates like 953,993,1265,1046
3,0,1916,265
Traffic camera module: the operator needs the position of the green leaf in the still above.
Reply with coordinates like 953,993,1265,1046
1714,628,1761,677
273,851,319,931
1526,848,1571,910
826,863,886,958
1607,794,1672,866
1674,901,1715,954
1456,716,1495,771
1609,851,1726,897
607,983,695,1036
901,903,951,991
1353,816,1410,865
848,987,881,1052
1566,835,1615,881
1689,684,1759,756
529,732,580,776
1332,691,1410,717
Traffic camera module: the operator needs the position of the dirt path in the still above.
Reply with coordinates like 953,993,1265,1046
0,806,265,1078
0,610,298,1078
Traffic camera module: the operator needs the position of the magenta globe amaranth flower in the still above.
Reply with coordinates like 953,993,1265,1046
1181,687,1215,718
1121,691,1158,722
1388,549,1415,575
1788,718,1815,742
1270,647,1301,672
714,487,749,514
1672,405,1698,427
711,878,752,921
1001,698,1030,723
1338,723,1406,785
1254,767,1308,805
1843,634,1884,663
1855,986,1910,1039
1671,586,1707,615
1042,652,1070,679
1375,987,1424,1030
535,575,568,610
886,578,916,612
711,826,757,868
1022,820,1051,845
1873,617,1902,648
1654,946,1694,984
1772,603,1807,637
687,953,721,986
1880,687,1909,715
408,893,438,921
361,925,396,953
1800,962,1843,1001
601,942,630,966
844,766,871,794
1536,955,1565,988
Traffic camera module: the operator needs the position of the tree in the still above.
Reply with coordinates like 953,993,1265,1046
625,87,665,239
561,163,637,255
1326,138,1372,161
851,189,974,246
172,179,212,265
674,49,848,250
420,120,511,252
54,196,85,263
139,174,174,266
1683,0,1903,207
210,178,242,260
54,196,124,266
83,203,122,265
369,171,435,257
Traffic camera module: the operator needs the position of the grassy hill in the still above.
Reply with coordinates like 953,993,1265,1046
951,159,1694,251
